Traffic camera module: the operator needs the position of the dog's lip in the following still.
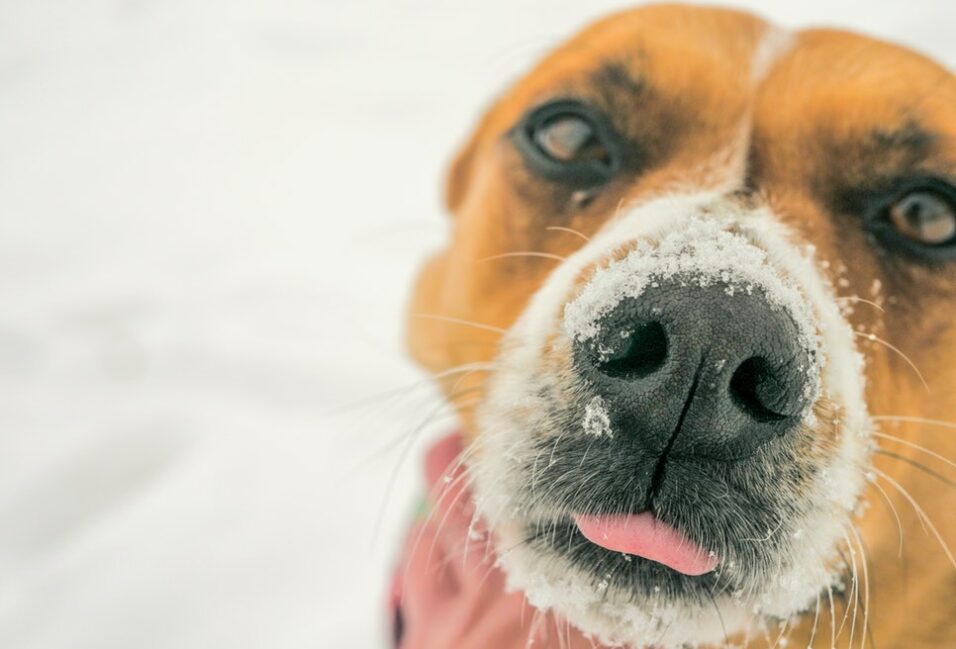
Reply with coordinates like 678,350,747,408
572,511,719,576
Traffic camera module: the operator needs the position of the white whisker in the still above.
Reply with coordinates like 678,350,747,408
546,225,591,242
872,415,956,431
847,525,871,649
874,468,956,570
853,331,929,391
370,393,480,550
836,295,885,312
869,477,905,557
807,592,821,649
873,431,956,472
826,584,837,649
479,251,567,263
409,312,509,335
326,361,494,416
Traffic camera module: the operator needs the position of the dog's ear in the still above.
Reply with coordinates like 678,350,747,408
443,131,480,215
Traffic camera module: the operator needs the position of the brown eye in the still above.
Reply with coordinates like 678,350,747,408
513,100,620,186
888,191,956,245
534,115,608,165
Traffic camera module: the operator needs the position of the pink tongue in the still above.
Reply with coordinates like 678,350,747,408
573,512,718,576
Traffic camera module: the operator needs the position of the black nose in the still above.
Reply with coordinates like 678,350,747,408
572,279,816,460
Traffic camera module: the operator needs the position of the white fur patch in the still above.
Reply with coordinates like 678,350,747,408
750,25,795,84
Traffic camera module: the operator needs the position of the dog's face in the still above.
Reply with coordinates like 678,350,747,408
408,5,956,647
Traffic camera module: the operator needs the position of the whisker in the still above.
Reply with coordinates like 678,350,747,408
546,225,591,242
875,449,956,488
403,469,480,583
343,387,484,478
872,415,956,431
370,391,481,550
873,431,956,471
873,468,956,570
833,547,854,643
557,613,569,649
869,478,905,558
424,471,480,569
611,196,628,221
807,592,821,649
836,296,885,312
525,606,543,649
827,584,837,649
479,251,567,263
325,361,494,416
437,437,484,494
344,409,474,488
769,616,791,649
447,365,493,397
705,590,730,649
837,539,860,648
409,313,508,335
853,331,929,392
847,525,871,649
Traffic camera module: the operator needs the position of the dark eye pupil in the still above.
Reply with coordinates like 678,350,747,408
889,191,956,245
534,116,607,164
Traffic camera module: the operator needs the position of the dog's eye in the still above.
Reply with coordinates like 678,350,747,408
867,181,956,261
887,190,956,246
512,100,620,186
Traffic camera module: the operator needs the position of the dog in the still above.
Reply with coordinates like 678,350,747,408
405,4,956,647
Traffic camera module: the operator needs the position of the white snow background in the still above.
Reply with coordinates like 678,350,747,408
1,1,953,648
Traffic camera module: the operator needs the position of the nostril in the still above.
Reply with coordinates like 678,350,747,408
729,357,791,423
598,321,668,379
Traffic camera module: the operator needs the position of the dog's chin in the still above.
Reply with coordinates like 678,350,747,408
490,517,753,648
487,505,840,648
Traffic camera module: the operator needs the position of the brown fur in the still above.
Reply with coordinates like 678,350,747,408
407,5,956,647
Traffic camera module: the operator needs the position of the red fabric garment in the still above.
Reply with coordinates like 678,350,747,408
387,432,607,649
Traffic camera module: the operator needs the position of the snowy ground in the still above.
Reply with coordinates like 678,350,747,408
1,1,953,648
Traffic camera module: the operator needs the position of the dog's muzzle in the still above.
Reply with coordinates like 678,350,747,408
473,202,866,648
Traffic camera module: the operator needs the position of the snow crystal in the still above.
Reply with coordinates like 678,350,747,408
582,395,613,438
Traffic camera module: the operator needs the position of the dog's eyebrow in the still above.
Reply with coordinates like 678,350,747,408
590,61,645,101
867,121,937,158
